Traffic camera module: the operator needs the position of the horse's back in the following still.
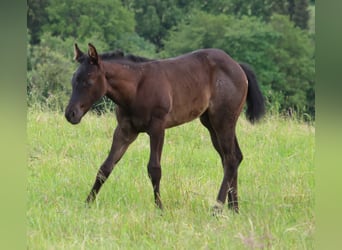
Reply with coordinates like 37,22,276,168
171,48,247,88
137,48,248,128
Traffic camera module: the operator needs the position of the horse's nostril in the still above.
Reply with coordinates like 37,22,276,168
65,108,80,124
65,108,76,122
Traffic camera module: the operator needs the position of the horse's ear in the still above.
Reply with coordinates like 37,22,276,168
73,43,84,62
88,43,99,65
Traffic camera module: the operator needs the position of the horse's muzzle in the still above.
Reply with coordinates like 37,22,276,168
65,106,82,125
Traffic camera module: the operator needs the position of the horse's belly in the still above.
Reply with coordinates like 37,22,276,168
165,98,209,128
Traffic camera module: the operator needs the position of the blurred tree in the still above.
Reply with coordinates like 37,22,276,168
27,0,49,44
163,12,315,117
291,0,310,29
204,0,310,28
114,33,156,58
124,0,184,50
269,0,289,15
223,0,285,21
27,43,74,110
43,0,135,49
269,14,314,114
27,0,315,117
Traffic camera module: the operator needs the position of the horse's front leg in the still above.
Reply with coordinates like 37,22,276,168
86,124,138,204
147,118,165,209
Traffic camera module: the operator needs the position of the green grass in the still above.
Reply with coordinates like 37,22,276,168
27,109,314,249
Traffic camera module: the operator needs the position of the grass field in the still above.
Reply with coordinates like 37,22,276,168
27,109,314,249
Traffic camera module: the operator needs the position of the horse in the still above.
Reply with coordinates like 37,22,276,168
65,43,265,213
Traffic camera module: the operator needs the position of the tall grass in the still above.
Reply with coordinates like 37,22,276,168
27,109,314,249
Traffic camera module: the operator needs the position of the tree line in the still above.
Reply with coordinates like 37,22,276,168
27,0,315,120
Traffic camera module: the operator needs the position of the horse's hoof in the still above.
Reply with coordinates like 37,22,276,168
85,194,96,208
211,202,224,216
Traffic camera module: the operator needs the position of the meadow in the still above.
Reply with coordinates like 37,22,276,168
27,109,314,249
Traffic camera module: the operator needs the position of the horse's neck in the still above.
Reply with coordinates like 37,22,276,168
103,61,140,108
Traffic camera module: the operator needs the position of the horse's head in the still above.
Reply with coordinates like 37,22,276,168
65,43,107,124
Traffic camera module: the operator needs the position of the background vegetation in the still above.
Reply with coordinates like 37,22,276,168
27,0,315,119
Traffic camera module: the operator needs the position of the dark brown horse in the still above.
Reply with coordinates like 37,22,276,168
65,43,265,213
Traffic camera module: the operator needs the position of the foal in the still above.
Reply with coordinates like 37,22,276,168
65,43,265,212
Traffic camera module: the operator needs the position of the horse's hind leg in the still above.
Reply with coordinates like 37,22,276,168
86,124,138,204
215,126,243,212
200,112,223,162
226,136,243,210
207,110,243,213
216,130,242,213
200,112,243,213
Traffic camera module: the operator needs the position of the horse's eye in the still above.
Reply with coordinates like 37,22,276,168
83,81,91,87
76,81,88,89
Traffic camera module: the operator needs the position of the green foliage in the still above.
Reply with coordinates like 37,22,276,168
26,0,315,118
163,12,314,118
27,0,49,44
44,0,135,49
269,14,314,115
27,29,33,71
308,4,315,33
114,32,157,58
224,0,275,20
202,0,310,30
126,0,185,49
27,34,75,110
290,0,310,29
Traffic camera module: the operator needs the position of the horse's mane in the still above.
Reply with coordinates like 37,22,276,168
100,50,153,63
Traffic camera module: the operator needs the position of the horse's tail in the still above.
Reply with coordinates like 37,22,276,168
239,63,265,123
